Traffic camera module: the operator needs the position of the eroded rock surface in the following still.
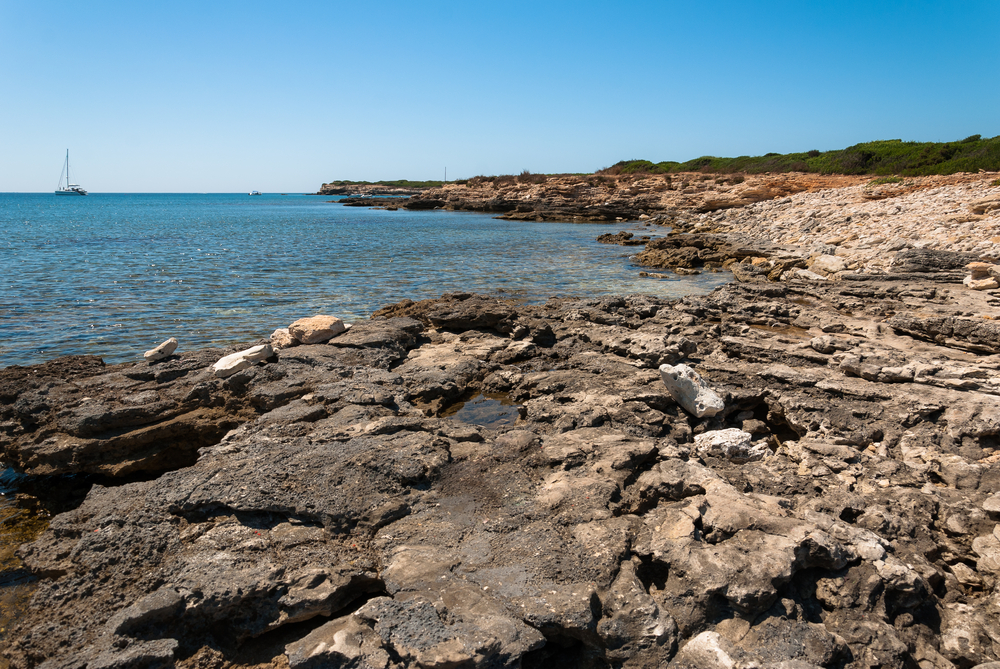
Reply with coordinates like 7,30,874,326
4,283,1000,668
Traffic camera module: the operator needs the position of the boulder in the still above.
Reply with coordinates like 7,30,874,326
270,327,297,349
659,363,724,417
212,344,274,378
143,337,178,362
288,315,346,344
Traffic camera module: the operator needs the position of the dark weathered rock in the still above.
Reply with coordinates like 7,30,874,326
891,248,983,273
634,233,773,269
6,275,1000,668
597,231,652,246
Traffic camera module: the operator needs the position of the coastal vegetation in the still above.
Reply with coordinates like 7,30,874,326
867,175,905,186
600,135,1000,177
323,179,445,189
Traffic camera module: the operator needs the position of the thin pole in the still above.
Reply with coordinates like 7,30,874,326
66,150,70,186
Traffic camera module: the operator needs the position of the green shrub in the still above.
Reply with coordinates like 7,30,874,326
991,178,1000,187
598,135,1000,177
325,179,444,189
517,170,548,184
868,175,904,186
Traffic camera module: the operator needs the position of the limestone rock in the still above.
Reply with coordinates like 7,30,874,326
289,315,346,344
970,197,1000,215
212,344,274,378
694,428,770,463
810,254,848,275
968,262,994,278
270,327,297,349
285,614,389,668
669,631,744,668
659,363,725,417
966,263,999,290
984,494,1000,518
786,268,828,281
9,279,1000,668
143,337,178,362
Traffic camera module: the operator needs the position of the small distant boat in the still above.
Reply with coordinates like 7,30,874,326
249,190,262,196
55,150,88,196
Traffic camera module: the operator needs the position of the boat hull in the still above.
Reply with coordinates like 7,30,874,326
55,189,87,196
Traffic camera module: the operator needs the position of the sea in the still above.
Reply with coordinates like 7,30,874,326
0,192,731,368
0,191,734,635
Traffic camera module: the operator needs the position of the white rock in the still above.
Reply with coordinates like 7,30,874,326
144,337,178,362
964,275,999,290
671,632,739,668
694,428,770,463
213,344,274,378
288,315,346,344
809,254,848,275
789,268,829,281
270,328,298,349
659,363,724,418
984,493,1000,517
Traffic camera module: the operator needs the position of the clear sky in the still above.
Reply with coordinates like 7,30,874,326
2,1,997,192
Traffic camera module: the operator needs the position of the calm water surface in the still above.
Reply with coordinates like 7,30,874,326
0,192,729,367
0,192,734,641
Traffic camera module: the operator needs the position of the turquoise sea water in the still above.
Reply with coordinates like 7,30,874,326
0,193,730,367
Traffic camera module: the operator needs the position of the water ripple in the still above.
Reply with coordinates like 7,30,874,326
0,193,729,366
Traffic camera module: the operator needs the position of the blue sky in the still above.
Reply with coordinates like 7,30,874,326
2,1,997,192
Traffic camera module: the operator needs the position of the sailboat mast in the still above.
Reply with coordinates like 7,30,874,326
66,150,70,186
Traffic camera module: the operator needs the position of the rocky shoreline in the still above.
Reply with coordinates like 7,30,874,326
318,184,427,197
3,174,1000,668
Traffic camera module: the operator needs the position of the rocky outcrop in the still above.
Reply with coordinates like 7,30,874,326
318,184,427,196
691,173,1000,273
328,172,875,223
4,274,1000,668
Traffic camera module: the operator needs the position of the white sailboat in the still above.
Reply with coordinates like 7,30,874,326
55,150,88,195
